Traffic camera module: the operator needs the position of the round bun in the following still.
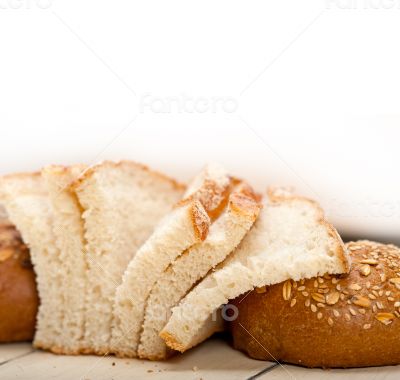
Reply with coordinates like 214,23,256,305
0,220,38,342
230,241,400,368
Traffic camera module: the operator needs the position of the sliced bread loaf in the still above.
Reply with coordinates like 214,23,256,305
0,173,64,352
111,164,232,358
72,161,185,355
160,187,351,352
42,164,87,354
138,181,262,360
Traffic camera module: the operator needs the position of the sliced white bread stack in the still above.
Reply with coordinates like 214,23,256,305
138,181,262,360
160,187,351,352
112,163,232,358
42,164,87,354
72,161,185,355
0,173,64,352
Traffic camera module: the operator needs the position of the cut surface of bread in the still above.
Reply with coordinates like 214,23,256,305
0,173,64,352
112,163,232,358
160,187,350,352
72,161,185,355
42,164,87,354
138,182,261,360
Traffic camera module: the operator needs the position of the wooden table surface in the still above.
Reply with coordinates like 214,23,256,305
0,338,399,380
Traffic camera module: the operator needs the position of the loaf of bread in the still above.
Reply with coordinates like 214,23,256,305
230,241,400,368
0,218,38,342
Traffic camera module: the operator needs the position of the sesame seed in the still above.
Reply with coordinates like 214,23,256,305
317,312,323,319
360,264,371,276
282,280,292,301
328,317,334,326
361,259,378,265
311,304,317,312
363,323,371,330
377,302,384,310
349,308,356,316
290,299,297,307
345,313,351,321
333,310,340,317
348,283,362,291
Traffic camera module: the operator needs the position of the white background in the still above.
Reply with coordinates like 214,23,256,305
0,0,399,241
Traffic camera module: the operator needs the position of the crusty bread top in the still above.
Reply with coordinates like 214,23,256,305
181,163,232,220
71,160,185,193
174,163,233,240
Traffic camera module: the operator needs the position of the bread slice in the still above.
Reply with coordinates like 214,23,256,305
160,187,351,352
42,164,87,354
111,163,232,358
72,161,185,355
0,173,64,352
138,181,262,360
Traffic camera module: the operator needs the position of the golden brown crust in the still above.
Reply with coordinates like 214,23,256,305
189,200,210,241
159,331,184,352
230,241,400,368
0,221,38,343
70,160,185,193
181,173,233,221
229,182,262,220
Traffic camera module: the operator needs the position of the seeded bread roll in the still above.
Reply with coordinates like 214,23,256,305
0,219,38,342
230,241,400,368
